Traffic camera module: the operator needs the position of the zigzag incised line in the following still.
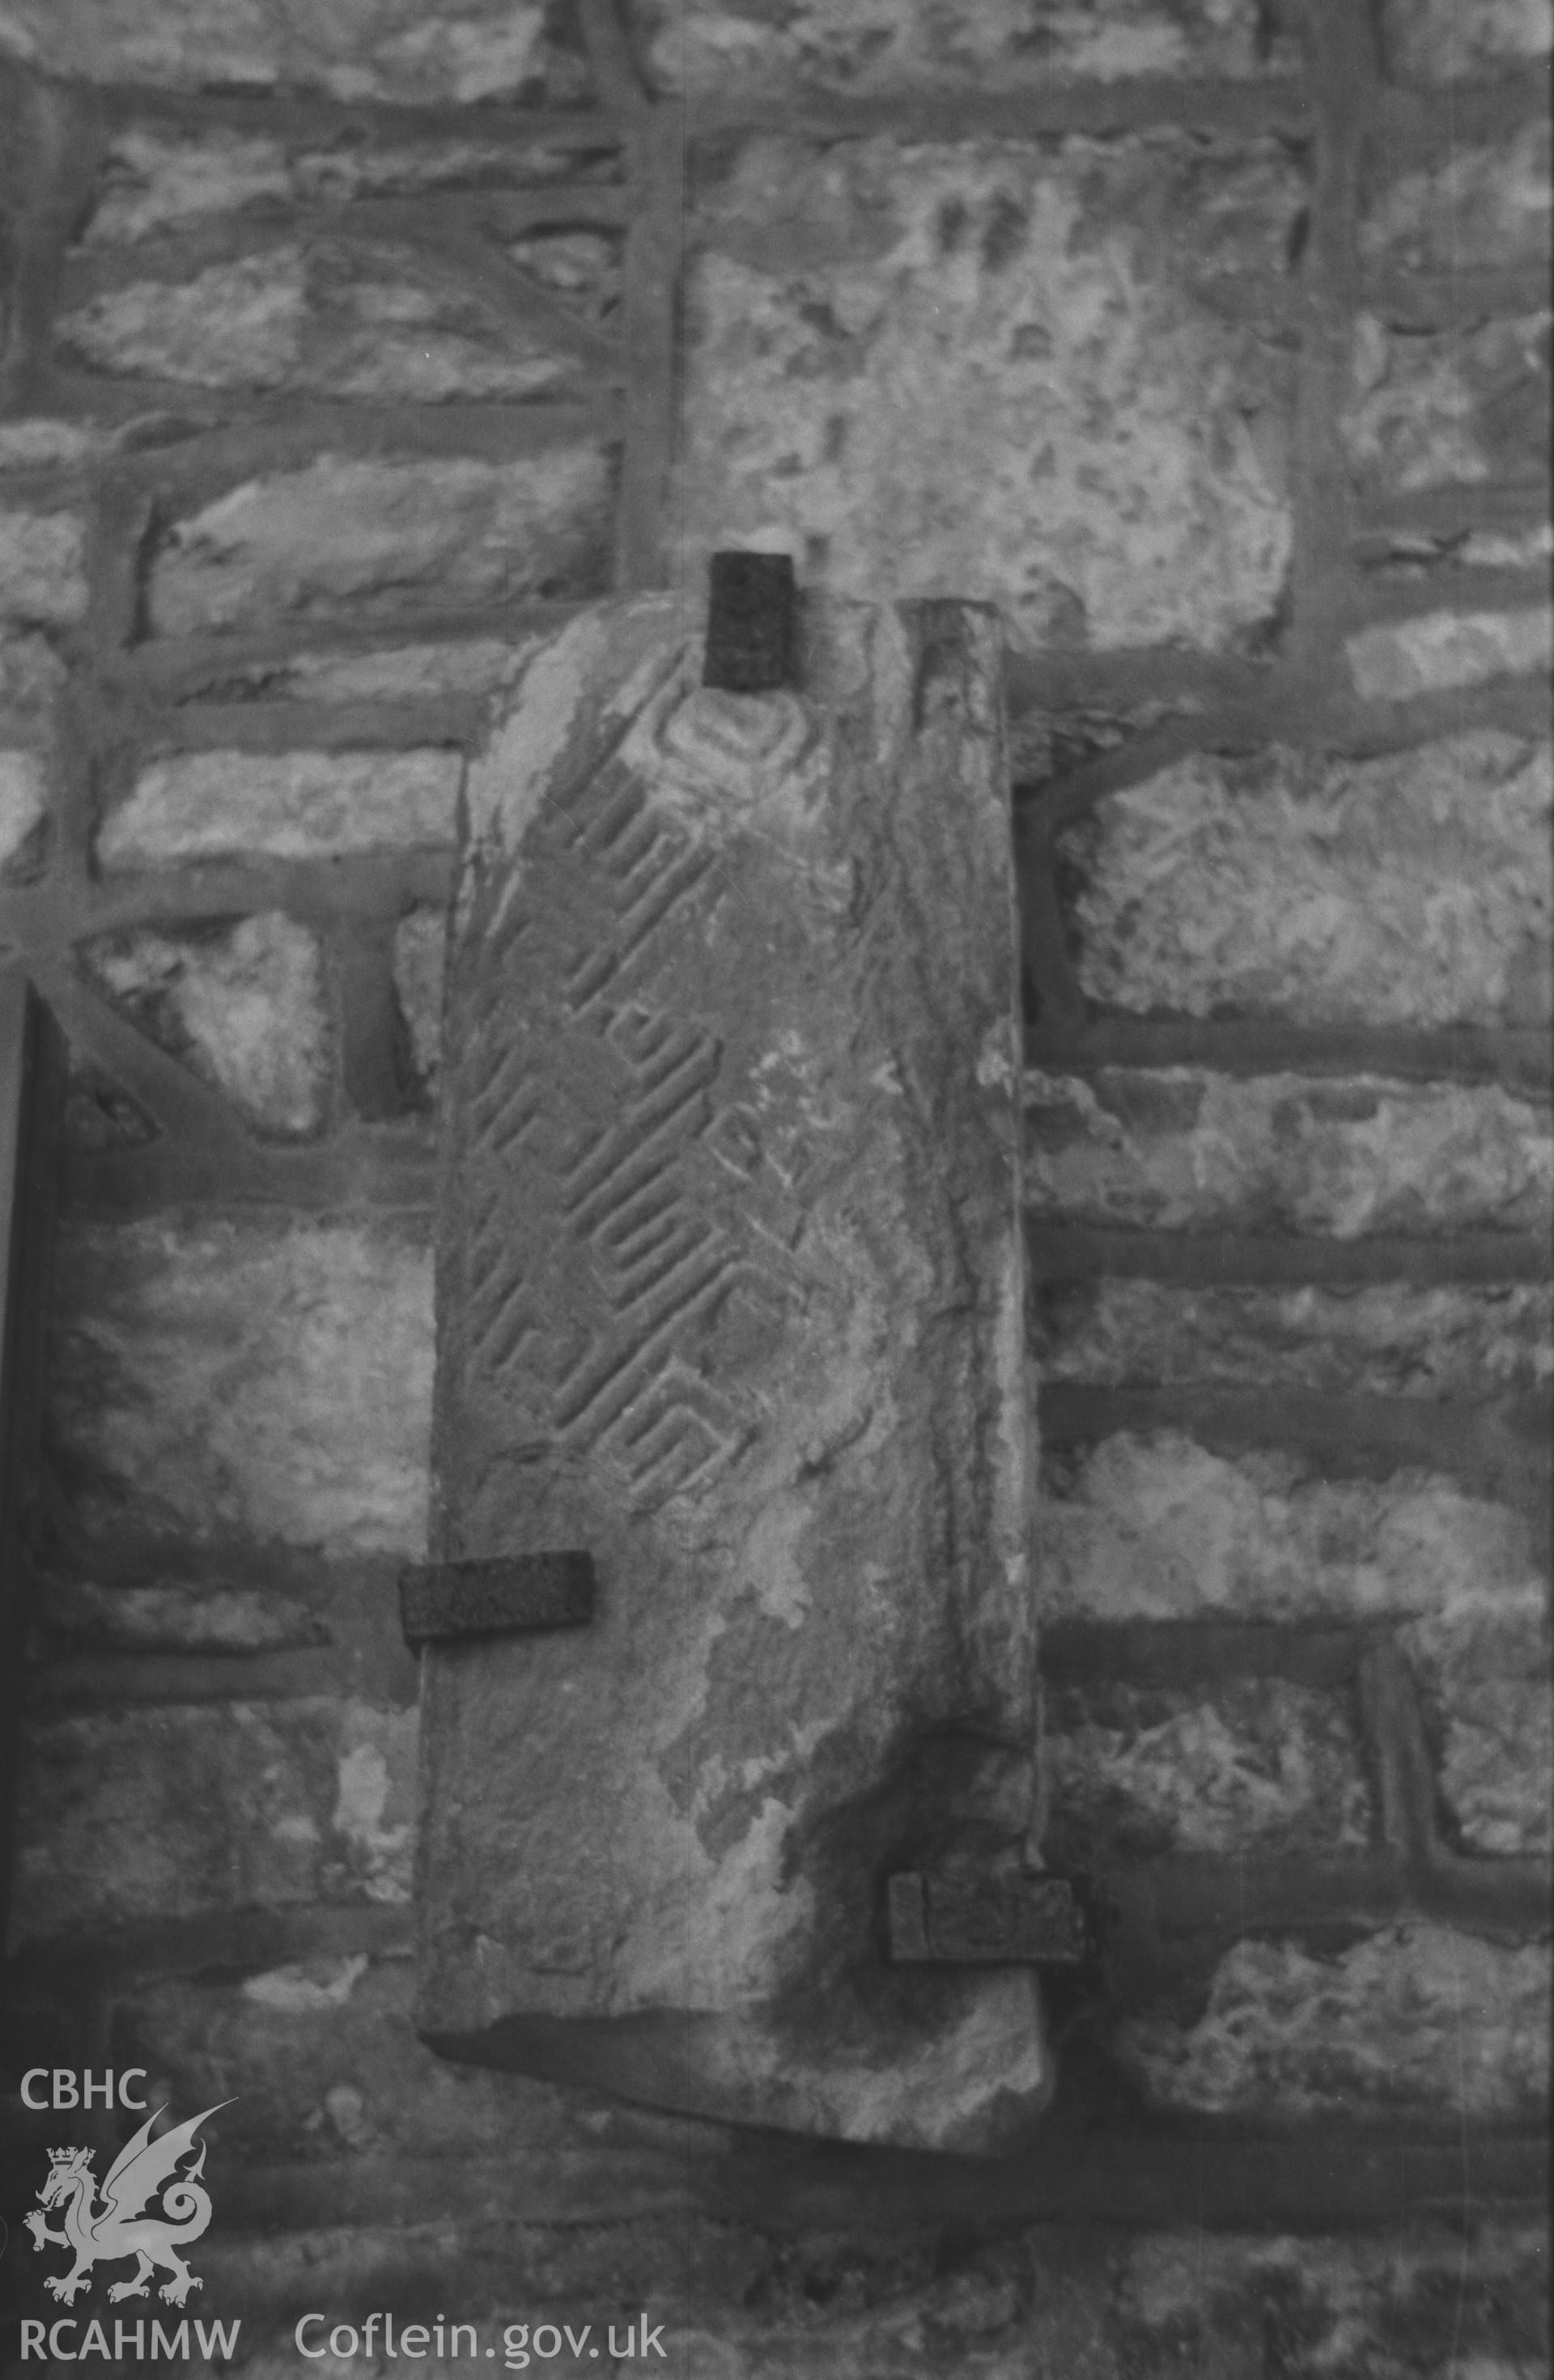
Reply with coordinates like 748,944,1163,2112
550,1251,737,1438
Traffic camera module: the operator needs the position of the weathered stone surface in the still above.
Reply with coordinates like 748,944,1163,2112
84,128,291,245
11,1699,416,1943
100,749,465,869
1361,119,1552,269
1343,312,1552,495
1455,519,1554,567
417,598,1042,2151
1033,1279,1554,1398
170,634,541,706
508,228,623,325
81,911,331,1137
1037,1432,1543,1623
59,241,588,402
0,0,591,103
1114,1925,1551,2122
1057,733,1553,1028
1024,1068,1552,1237
0,507,87,628
681,134,1297,655
1382,0,1554,79
47,1218,433,1556
1433,1680,1552,1857
1043,1678,1371,1865
37,1572,325,1653
635,0,1301,95
0,419,98,469
1404,1584,1552,1856
81,125,624,247
1347,603,1554,702
0,630,66,723
393,906,448,1094
0,746,46,868
147,452,614,638
1119,2223,1549,2380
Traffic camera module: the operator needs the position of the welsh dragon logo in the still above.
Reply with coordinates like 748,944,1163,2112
24,2102,231,2308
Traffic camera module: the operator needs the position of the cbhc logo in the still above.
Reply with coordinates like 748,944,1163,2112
20,2072,148,2110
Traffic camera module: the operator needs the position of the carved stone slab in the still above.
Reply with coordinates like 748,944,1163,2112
414,596,1045,2152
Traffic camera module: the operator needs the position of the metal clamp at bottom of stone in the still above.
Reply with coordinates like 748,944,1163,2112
888,1871,1092,1966
400,1552,597,1649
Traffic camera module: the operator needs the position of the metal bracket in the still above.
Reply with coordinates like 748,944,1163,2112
401,1552,597,1649
888,1870,1092,1966
703,549,797,692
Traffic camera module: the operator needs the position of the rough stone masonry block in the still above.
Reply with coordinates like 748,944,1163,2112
1403,1584,1552,1856
1119,2222,1549,2379
415,596,1042,2152
79,124,625,250
1361,119,1552,272
1040,1432,1553,1864
634,0,1301,95
100,748,465,870
1024,1068,1552,1237
1037,1432,1545,1625
1343,311,1552,497
0,507,87,630
1042,1677,1371,1867
0,0,591,104
160,634,545,708
58,240,601,405
1382,0,1554,80
548,2220,1551,2378
146,452,614,639
1347,603,1554,703
48,1218,433,1556
1113,1924,1551,2123
38,1572,325,1653
681,134,1299,656
0,628,66,723
11,1699,415,1944
1057,732,1552,1028
80,911,331,1138
1033,1279,1554,1399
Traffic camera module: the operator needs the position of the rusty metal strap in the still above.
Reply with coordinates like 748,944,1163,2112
888,1871,1091,1966
400,1553,597,1648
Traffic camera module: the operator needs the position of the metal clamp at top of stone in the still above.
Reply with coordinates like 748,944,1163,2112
400,1552,597,1649
703,550,797,693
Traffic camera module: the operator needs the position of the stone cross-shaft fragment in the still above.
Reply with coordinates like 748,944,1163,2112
413,596,1045,2150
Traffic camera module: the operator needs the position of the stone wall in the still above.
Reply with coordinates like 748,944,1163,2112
2,2,1549,2374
